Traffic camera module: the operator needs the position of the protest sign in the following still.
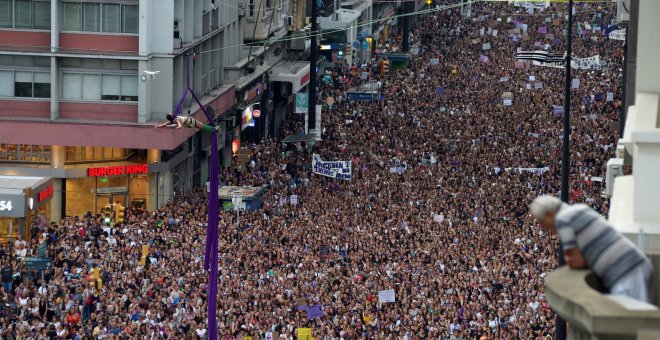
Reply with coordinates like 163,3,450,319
312,154,352,180
306,305,325,320
378,289,396,303
572,78,580,89
290,195,298,205
552,105,564,116
482,43,491,50
430,58,440,65
609,28,626,41
297,328,312,340
503,99,512,106
606,92,614,102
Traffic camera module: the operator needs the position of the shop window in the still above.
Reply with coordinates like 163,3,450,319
14,71,33,97
0,70,13,97
121,5,138,34
0,0,50,29
9,71,50,98
102,4,120,33
62,72,137,102
62,2,82,31
64,146,133,162
83,3,100,32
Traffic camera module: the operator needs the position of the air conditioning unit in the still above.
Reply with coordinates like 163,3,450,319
285,16,294,27
238,8,245,17
173,20,182,48
616,0,630,23
604,158,624,198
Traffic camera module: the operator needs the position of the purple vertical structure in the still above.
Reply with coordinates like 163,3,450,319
171,54,219,340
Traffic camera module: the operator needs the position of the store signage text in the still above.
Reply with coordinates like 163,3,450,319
38,185,54,202
0,200,13,211
88,164,149,177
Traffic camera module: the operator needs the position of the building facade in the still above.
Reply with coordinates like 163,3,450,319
0,0,244,238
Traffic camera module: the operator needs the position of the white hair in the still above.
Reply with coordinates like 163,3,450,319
529,195,563,220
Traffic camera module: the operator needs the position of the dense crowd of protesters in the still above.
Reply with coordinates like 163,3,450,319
0,1,624,338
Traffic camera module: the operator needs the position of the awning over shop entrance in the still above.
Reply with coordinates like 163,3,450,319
269,61,310,94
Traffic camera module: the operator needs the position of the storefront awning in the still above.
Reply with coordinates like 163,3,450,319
269,61,310,94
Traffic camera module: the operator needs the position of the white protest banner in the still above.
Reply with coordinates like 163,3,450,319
482,42,491,51
606,92,614,102
572,78,580,89
430,58,440,65
433,214,445,223
493,167,550,175
609,28,626,41
503,99,512,106
312,154,352,180
290,195,298,205
378,289,396,303
571,55,600,70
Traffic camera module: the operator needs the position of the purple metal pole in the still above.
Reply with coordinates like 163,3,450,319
207,131,219,340
170,53,219,339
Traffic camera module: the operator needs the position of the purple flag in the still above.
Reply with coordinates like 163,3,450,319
306,304,325,320
538,26,548,34
533,41,542,47
479,55,489,63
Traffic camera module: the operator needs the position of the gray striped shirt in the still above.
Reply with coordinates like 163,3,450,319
555,204,650,288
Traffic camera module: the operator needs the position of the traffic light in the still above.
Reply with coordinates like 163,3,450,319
103,205,112,225
380,59,390,75
115,203,125,224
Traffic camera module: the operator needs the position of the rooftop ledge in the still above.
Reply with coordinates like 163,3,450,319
545,265,660,340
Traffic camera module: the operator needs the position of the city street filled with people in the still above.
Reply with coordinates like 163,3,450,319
0,1,623,339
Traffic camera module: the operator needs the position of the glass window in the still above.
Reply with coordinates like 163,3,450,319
83,3,100,32
62,73,82,99
0,70,13,97
101,74,119,100
0,0,12,28
120,75,137,101
102,3,119,33
33,1,50,29
14,71,33,97
82,74,101,100
121,5,138,34
62,2,81,31
14,0,32,29
33,71,50,98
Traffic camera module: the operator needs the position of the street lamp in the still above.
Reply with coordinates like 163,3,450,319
231,194,243,230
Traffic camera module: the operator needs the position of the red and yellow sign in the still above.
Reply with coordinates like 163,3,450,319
88,164,149,177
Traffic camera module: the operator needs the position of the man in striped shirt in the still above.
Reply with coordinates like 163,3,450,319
530,195,653,302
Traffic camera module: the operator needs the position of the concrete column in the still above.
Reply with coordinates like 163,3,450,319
194,0,203,38
147,173,158,211
51,145,65,169
50,0,59,52
50,179,63,222
139,0,151,56
138,60,152,123
223,140,232,168
147,149,161,163
636,0,660,100
50,57,58,120
183,0,194,43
